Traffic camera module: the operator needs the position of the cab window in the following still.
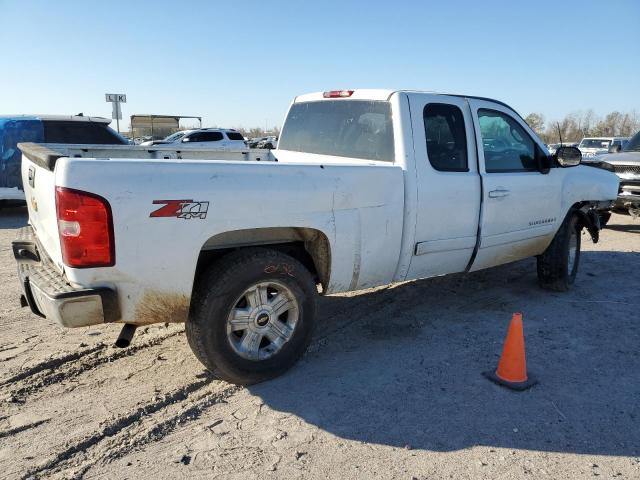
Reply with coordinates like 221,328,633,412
478,109,537,172
423,103,468,172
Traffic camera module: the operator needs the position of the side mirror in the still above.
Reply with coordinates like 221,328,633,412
555,146,581,167
608,144,622,153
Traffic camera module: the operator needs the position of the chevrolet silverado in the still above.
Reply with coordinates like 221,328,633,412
13,89,618,384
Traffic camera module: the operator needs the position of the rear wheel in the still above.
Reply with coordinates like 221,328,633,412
186,248,317,385
537,212,581,292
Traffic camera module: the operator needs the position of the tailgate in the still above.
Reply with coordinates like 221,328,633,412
18,143,64,270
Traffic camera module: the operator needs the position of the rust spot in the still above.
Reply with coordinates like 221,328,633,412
135,291,190,325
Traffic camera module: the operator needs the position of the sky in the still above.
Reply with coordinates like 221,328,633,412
0,0,638,132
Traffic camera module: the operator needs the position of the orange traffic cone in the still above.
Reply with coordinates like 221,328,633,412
483,313,537,391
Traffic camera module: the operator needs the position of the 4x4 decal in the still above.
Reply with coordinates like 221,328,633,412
150,200,209,219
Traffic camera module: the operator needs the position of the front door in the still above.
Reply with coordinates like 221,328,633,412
467,99,562,271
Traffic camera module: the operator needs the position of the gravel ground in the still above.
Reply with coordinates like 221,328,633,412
0,205,639,479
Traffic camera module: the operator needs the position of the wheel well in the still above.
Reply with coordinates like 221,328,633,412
194,227,331,292
566,201,603,243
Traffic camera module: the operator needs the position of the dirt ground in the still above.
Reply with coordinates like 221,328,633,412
0,205,639,480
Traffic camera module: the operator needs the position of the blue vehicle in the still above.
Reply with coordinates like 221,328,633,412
0,115,126,204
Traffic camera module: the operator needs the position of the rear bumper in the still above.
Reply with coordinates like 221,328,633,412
12,226,119,328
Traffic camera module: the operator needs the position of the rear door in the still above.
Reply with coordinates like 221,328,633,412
406,94,481,279
467,99,562,271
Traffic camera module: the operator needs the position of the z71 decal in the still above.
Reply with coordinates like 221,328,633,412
150,200,209,219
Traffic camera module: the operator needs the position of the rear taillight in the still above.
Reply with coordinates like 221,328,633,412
55,187,115,268
323,90,354,98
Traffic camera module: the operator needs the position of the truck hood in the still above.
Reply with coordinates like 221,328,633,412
597,151,640,166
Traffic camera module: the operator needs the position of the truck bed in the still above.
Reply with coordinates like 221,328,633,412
18,141,406,325
18,143,276,171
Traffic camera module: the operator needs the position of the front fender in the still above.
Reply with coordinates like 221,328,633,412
560,165,619,215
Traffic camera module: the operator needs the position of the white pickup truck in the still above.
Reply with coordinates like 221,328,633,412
14,89,618,384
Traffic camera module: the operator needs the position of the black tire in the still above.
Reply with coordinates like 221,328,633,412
537,212,581,292
186,248,317,385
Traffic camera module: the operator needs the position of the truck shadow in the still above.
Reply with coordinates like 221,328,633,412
604,222,640,234
249,250,640,456
0,204,28,229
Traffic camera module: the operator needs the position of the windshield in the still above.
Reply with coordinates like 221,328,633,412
624,131,640,151
580,139,611,149
163,131,186,142
279,100,395,162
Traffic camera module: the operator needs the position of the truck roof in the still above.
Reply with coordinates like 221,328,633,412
294,89,523,118
0,115,111,124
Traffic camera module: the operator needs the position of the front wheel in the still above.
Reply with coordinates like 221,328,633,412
537,212,582,292
186,248,317,385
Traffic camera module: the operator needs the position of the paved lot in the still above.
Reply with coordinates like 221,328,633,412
1,205,639,479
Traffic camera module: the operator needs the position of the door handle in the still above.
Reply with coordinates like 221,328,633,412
488,188,510,198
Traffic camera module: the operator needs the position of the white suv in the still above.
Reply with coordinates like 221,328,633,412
141,128,247,150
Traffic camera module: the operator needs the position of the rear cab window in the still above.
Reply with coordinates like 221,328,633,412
278,100,395,162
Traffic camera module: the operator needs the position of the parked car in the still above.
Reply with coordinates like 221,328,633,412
0,115,126,204
14,89,617,385
133,136,153,145
257,136,278,149
140,128,247,150
247,136,269,148
578,137,628,159
588,130,640,216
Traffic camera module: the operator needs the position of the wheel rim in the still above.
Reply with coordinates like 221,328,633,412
226,281,299,361
568,228,578,273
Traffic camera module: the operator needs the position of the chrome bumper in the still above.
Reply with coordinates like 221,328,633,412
615,182,640,207
12,226,119,328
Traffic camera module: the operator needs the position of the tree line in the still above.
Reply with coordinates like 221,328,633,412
525,110,640,144
234,126,281,139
